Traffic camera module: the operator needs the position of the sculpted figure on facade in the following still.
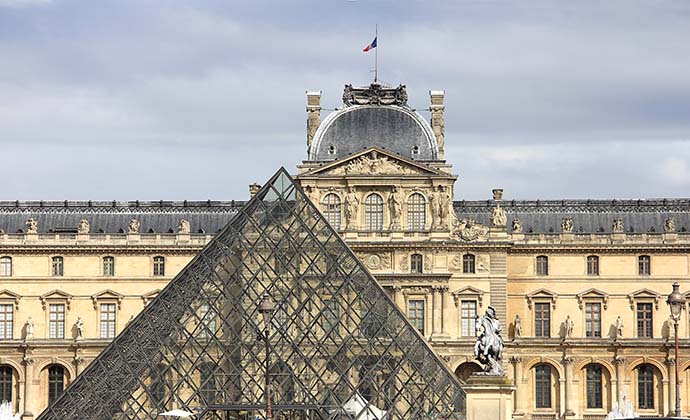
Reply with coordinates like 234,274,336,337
344,187,359,229
612,218,624,233
490,204,507,228
474,306,504,375
565,315,574,338
615,316,624,339
453,218,489,242
26,218,38,234
664,217,676,233
343,151,406,175
178,219,191,234
25,316,34,340
561,217,574,233
76,317,84,340
512,218,523,233
431,110,445,153
77,219,90,234
513,314,522,339
388,187,402,229
431,186,450,229
128,219,141,234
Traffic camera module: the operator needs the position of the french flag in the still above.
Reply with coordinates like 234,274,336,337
363,36,377,52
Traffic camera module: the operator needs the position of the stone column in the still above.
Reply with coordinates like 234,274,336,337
667,357,676,416
431,286,443,338
509,356,525,417
429,90,445,158
306,91,321,156
613,356,624,404
22,354,34,420
563,357,576,417
393,285,405,312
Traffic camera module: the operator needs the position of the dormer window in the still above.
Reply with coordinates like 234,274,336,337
411,145,420,155
327,145,337,155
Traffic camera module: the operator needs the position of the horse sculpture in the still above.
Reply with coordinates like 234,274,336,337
473,306,505,375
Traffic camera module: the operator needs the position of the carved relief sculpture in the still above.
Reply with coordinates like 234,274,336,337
612,218,625,233
490,204,507,227
664,217,676,233
341,151,408,175
561,217,574,233
178,219,191,234
399,255,409,271
25,316,34,340
128,219,141,234
77,219,90,234
512,218,523,233
474,306,504,375
342,83,408,107
565,315,574,338
388,187,402,229
344,187,359,229
26,218,38,234
431,109,445,153
453,218,490,242
441,186,451,227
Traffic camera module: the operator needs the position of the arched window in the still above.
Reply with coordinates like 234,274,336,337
637,364,654,409
199,362,216,404
587,255,599,276
536,255,549,276
48,365,65,404
410,254,423,273
463,254,475,274
364,194,384,231
535,365,552,409
0,257,11,277
153,256,165,276
322,194,342,230
638,255,651,275
0,366,12,403
586,365,603,409
51,256,64,276
407,193,426,230
103,256,115,276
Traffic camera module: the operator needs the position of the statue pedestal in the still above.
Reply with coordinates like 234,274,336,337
464,374,515,420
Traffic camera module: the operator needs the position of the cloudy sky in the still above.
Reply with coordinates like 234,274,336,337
1,0,689,201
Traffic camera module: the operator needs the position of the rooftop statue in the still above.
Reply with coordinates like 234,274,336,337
474,306,504,375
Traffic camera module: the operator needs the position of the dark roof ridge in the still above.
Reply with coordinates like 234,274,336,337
0,200,246,209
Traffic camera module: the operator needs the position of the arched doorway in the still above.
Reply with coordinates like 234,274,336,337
455,362,481,383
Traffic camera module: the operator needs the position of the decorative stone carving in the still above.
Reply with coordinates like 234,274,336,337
400,255,409,271
424,254,433,271
452,218,490,242
26,218,38,234
25,316,34,340
490,204,507,227
615,316,623,339
128,219,141,234
565,315,574,338
249,183,261,197
178,219,191,234
449,255,462,271
340,151,409,175
75,317,84,340
492,189,504,201
430,186,451,229
77,219,90,234
359,253,391,270
664,217,676,233
344,187,359,229
513,315,522,339
430,92,445,154
388,187,402,229
342,83,408,107
511,218,523,233
612,218,624,233
561,217,574,233
474,306,504,375
477,255,490,273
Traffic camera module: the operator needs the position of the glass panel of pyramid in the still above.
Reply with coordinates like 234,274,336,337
37,168,466,420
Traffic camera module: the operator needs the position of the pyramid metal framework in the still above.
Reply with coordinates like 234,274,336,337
37,168,466,420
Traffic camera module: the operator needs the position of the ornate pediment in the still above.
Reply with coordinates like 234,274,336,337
142,289,161,306
307,148,443,177
627,288,662,310
526,288,558,309
451,286,487,306
0,290,21,309
40,289,73,310
576,288,609,310
91,289,124,310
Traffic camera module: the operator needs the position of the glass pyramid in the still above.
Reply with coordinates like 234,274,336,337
37,168,465,420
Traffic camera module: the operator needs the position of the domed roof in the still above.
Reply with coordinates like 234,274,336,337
309,84,439,162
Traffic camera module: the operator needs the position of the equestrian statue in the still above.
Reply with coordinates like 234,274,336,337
473,306,505,375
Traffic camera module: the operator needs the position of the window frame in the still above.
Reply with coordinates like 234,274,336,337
534,364,552,409
0,366,12,403
49,303,66,339
364,193,384,231
48,365,65,404
0,304,14,340
586,255,599,276
51,256,64,277
0,257,11,277
534,302,551,338
410,254,423,274
636,302,654,338
322,193,342,230
460,300,477,337
462,254,475,274
153,256,166,276
536,255,549,276
585,302,602,338
638,255,651,276
586,364,603,409
100,302,117,339
102,256,115,277
407,299,425,336
407,193,426,231
637,364,655,410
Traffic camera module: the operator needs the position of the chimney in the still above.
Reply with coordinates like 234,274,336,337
249,183,261,198
306,91,322,157
429,90,445,158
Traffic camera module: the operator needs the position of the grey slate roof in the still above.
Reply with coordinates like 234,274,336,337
455,199,690,234
0,201,243,234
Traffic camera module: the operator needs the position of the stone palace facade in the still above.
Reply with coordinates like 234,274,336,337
0,83,689,419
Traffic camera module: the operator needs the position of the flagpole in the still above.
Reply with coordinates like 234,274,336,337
374,24,378,83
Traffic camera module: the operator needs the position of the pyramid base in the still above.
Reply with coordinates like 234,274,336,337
464,374,515,420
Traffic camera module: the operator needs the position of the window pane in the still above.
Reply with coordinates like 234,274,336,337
463,254,475,274
587,256,599,275
408,300,425,335
0,304,13,340
0,257,11,277
534,303,550,337
153,256,165,276
407,193,426,230
49,304,65,339
535,365,551,408
52,257,63,276
410,254,423,273
100,303,117,339
0,366,12,403
636,303,653,338
322,194,342,230
48,366,64,403
461,301,477,337
536,256,548,276
103,257,115,276
586,365,603,409
364,194,383,231
638,365,654,409
586,303,601,338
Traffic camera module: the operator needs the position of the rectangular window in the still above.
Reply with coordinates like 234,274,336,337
52,256,64,276
460,300,477,337
586,365,603,409
0,304,13,339
637,303,653,338
198,303,217,339
462,255,475,274
408,300,425,336
535,365,552,409
585,303,602,337
49,304,65,339
324,299,339,334
153,256,165,276
0,257,11,277
410,254,423,274
534,303,550,338
0,366,11,403
100,303,117,339
587,256,599,276
638,255,651,275
103,256,115,276
536,256,548,276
